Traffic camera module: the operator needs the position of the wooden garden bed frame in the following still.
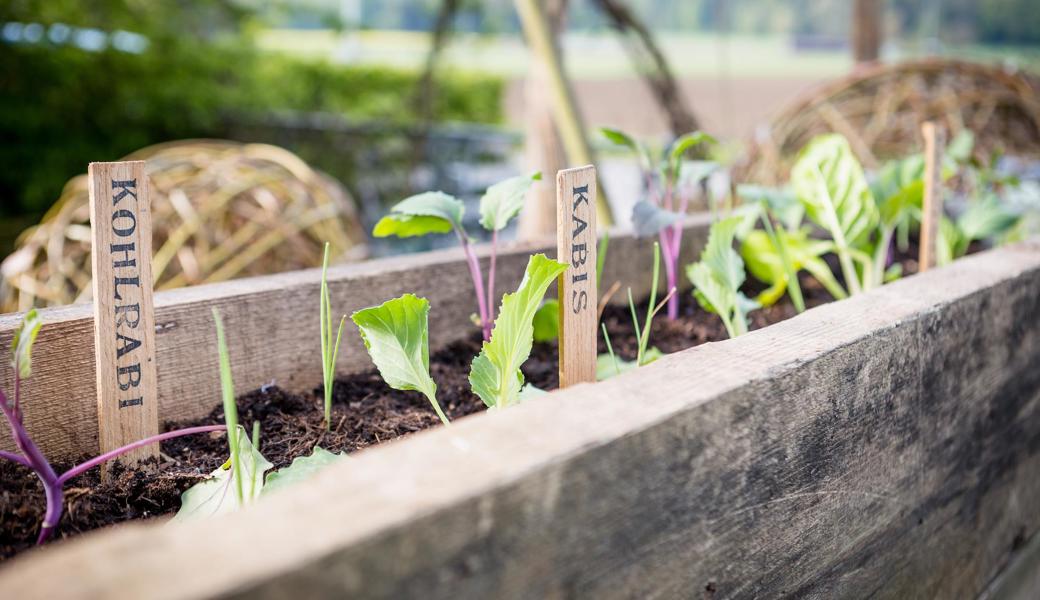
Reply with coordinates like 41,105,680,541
1,227,1038,599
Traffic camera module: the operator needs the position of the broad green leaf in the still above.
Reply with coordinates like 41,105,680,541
596,347,663,380
678,160,719,188
687,217,755,338
737,185,803,230
352,294,447,423
791,134,879,249
479,173,540,232
937,216,959,266
469,254,567,409
601,127,651,170
372,192,464,238
263,446,346,496
172,427,272,522
632,199,680,238
532,299,560,343
11,309,42,378
955,195,1020,255
518,384,548,401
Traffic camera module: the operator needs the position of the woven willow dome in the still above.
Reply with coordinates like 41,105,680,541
735,58,1040,184
1,140,367,313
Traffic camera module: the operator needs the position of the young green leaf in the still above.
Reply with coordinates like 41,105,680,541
11,309,42,379
687,216,758,338
596,347,663,381
469,254,567,410
263,446,346,496
790,133,879,294
601,127,652,171
532,299,560,343
351,294,449,425
741,227,847,307
479,172,540,232
319,243,346,430
954,194,1020,255
737,184,803,231
667,131,716,179
211,307,244,504
632,199,680,238
172,426,272,522
372,191,465,238
678,160,719,188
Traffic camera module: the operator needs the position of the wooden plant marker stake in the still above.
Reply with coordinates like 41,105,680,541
88,161,159,466
556,165,598,387
919,122,945,272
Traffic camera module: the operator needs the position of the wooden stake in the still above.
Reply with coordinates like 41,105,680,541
88,161,159,464
919,122,945,272
556,166,598,387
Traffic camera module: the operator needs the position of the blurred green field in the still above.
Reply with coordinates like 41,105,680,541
257,29,853,79
258,28,1039,80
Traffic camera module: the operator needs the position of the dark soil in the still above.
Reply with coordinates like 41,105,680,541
0,250,922,560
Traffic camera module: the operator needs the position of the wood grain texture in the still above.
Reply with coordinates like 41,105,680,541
88,162,159,463
919,121,945,272
0,217,710,460
556,165,597,387
1,239,1037,600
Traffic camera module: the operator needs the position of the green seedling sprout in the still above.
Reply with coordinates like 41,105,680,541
212,307,243,504
601,323,621,378
319,242,347,430
687,217,758,339
372,174,541,341
602,127,717,320
352,294,449,425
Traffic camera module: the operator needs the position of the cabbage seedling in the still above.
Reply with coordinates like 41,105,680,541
470,254,567,409
319,242,347,430
352,293,449,425
687,217,759,338
0,310,225,543
372,173,541,341
602,127,717,320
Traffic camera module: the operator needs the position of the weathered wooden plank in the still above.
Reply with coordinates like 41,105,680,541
1,239,1037,599
0,218,710,460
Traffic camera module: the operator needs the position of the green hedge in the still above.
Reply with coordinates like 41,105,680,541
0,35,502,217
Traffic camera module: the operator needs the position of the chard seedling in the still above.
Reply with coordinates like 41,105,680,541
687,217,759,339
736,185,847,308
0,310,225,543
319,242,347,430
790,134,879,296
352,293,449,425
602,127,717,320
373,174,541,341
469,254,567,410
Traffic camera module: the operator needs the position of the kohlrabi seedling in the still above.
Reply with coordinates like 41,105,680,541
372,173,541,341
602,127,717,320
687,216,759,339
351,293,449,425
469,253,567,410
319,242,347,430
0,310,226,542
175,309,345,521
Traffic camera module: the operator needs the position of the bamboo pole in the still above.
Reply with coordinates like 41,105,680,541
514,0,614,227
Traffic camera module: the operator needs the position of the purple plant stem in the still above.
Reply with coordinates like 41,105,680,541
57,424,227,485
0,449,31,468
456,228,491,341
664,189,692,320
487,229,498,329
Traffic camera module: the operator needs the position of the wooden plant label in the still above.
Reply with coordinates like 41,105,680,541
556,165,598,387
88,161,159,464
919,122,945,272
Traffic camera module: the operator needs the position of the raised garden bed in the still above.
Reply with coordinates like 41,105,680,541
0,212,1037,597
